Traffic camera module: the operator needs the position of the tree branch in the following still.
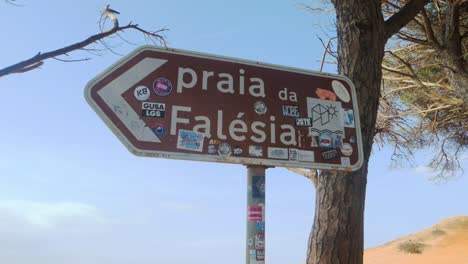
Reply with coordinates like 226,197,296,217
396,32,429,45
382,65,414,77
386,50,428,88
445,1,462,43
384,0,430,40
421,8,442,49
0,5,168,78
10,61,44,74
286,168,318,188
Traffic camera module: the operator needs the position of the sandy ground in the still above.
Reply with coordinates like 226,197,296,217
364,216,468,264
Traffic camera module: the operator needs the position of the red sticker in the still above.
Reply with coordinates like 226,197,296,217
248,205,263,222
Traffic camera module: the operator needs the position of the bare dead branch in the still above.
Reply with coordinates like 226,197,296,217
317,36,337,71
98,39,124,56
0,5,167,78
296,3,335,13
52,57,91,63
116,32,138,46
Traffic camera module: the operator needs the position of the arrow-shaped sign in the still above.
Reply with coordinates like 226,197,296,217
96,58,167,143
85,46,363,171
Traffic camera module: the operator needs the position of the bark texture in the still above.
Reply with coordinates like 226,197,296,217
307,1,386,263
442,0,468,104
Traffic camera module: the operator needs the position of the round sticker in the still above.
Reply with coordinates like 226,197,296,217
233,146,243,156
134,85,150,101
150,122,167,137
340,143,353,156
207,144,217,154
332,80,351,103
153,77,173,96
218,143,232,156
254,101,267,115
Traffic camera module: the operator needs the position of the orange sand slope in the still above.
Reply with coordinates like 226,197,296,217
364,216,468,264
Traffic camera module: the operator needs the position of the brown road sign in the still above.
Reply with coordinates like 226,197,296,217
85,46,363,171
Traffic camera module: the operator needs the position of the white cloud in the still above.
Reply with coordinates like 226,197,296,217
389,164,434,177
159,200,195,211
0,200,106,229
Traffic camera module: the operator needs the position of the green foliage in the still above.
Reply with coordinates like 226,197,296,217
379,0,467,180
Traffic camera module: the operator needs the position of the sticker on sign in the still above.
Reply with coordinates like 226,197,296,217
85,46,363,171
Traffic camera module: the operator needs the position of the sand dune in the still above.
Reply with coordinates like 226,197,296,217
364,216,468,264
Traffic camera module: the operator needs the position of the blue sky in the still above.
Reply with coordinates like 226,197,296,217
0,1,466,263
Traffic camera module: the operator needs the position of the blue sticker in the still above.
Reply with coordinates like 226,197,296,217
151,123,167,136
176,130,204,152
334,134,343,149
256,222,265,232
252,176,265,198
343,109,355,128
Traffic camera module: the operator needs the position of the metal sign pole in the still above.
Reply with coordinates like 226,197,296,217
246,165,267,264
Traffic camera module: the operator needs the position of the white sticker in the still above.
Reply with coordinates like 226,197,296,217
141,102,166,118
267,147,288,159
218,143,232,156
307,97,345,138
298,150,315,162
249,146,263,157
134,85,151,101
142,102,165,111
289,148,298,161
341,157,351,166
340,143,353,156
332,80,351,103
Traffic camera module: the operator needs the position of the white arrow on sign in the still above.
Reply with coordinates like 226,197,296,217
97,58,167,143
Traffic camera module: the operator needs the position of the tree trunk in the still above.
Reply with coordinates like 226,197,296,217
307,1,386,263
443,0,468,104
